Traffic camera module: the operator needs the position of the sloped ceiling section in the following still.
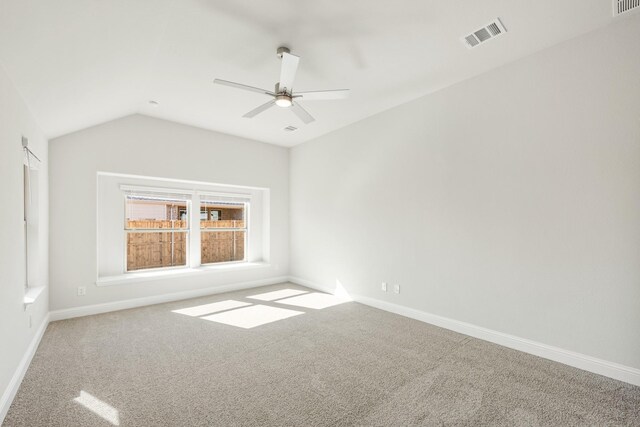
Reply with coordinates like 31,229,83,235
0,0,618,146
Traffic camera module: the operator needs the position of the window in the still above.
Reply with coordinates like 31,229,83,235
200,200,247,264
23,140,41,288
97,174,266,279
124,192,190,271
119,186,251,272
23,164,29,288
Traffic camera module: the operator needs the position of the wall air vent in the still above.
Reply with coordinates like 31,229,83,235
613,0,640,16
283,126,298,132
462,18,507,49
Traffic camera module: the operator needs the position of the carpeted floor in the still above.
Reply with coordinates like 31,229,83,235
4,283,639,426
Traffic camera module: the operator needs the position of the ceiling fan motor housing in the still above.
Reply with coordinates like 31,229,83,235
276,46,290,58
275,93,293,108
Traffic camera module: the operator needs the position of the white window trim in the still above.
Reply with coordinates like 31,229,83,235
199,200,249,266
22,140,44,308
197,190,253,200
95,262,271,286
123,190,191,273
119,185,253,275
120,184,195,196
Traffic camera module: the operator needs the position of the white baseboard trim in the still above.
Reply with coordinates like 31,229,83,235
50,276,290,321
288,276,640,387
287,276,335,294
0,313,50,424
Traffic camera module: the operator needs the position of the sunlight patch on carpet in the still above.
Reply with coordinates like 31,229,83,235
172,300,251,317
275,292,350,310
73,391,120,426
247,288,308,301
201,304,304,329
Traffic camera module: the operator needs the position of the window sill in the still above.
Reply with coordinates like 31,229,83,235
96,262,271,287
24,286,46,309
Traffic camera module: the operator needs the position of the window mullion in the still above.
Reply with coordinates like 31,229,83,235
189,195,201,268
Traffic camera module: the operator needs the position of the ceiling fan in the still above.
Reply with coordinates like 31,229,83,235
213,46,349,124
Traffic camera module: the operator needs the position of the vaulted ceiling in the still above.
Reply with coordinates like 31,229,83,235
0,0,620,146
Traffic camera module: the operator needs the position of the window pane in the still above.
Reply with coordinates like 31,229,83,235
127,231,187,271
125,196,187,229
201,231,245,264
200,202,245,229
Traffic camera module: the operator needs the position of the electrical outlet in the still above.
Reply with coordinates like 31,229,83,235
381,282,387,292
393,284,400,294
77,286,86,296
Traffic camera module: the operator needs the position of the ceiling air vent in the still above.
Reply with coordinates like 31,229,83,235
283,125,298,132
613,0,640,16
462,18,507,49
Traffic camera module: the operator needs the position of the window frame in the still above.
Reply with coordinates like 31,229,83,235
23,146,41,289
199,201,249,266
123,193,191,273
119,186,252,274
23,164,29,289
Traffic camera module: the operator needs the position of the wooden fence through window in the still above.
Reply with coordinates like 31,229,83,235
126,220,245,271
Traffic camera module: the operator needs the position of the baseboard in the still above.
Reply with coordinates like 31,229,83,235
288,276,640,387
0,313,50,424
50,275,290,321
287,276,335,294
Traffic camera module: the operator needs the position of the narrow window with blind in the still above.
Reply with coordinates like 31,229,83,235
23,140,41,288
124,192,190,271
200,196,248,264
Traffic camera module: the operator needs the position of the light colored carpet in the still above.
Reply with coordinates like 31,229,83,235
4,282,639,426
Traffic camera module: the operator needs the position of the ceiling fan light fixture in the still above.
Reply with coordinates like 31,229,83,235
275,94,292,108
213,47,349,124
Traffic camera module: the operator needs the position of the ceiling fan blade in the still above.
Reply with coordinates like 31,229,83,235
279,52,300,93
214,79,275,96
290,102,315,124
294,89,350,100
243,100,276,118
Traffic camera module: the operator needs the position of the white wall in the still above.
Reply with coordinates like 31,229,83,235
49,114,288,311
0,64,49,415
290,17,640,369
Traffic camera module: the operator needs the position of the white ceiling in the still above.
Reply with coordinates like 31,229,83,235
0,0,618,146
